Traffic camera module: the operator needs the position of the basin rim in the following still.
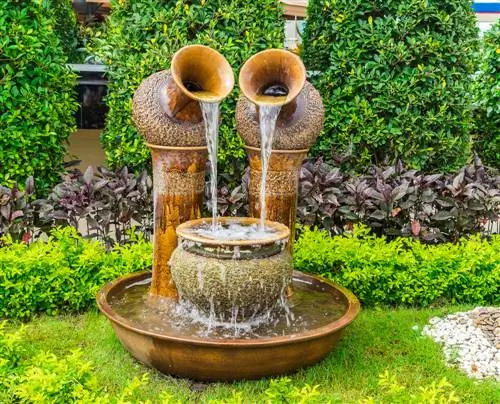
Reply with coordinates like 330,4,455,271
176,216,291,247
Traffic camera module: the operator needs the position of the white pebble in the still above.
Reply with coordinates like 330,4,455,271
421,307,499,381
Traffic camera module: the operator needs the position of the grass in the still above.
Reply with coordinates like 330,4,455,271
8,306,499,403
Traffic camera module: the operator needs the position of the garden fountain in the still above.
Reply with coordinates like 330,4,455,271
97,45,359,381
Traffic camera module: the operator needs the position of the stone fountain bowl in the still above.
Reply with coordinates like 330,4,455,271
170,217,292,321
97,271,360,381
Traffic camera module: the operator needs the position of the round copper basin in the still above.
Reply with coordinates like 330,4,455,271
97,271,360,381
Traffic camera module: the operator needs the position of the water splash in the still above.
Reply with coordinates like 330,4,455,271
258,105,281,229
200,101,220,231
110,279,347,340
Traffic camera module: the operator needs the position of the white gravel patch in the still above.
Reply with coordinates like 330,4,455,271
422,307,499,381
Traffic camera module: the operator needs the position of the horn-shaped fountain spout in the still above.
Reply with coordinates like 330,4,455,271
132,45,234,298
238,49,306,107
133,44,234,146
236,49,324,250
171,44,235,104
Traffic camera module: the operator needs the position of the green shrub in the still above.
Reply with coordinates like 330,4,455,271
0,0,78,193
302,0,479,173
473,21,500,168
0,323,151,403
294,226,499,306
0,227,152,319
47,0,80,61
361,371,460,404
93,0,284,180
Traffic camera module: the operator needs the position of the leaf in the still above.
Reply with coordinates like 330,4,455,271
452,171,465,189
411,220,421,236
1,204,11,220
391,207,401,217
391,182,408,201
10,210,24,220
94,179,109,191
431,211,453,221
369,210,387,220
365,188,385,201
423,174,441,184
25,176,35,195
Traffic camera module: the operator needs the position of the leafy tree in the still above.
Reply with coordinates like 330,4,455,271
473,21,500,168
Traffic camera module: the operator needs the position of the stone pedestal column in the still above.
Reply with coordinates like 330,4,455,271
149,144,207,298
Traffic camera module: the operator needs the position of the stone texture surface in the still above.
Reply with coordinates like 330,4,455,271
422,307,499,380
132,70,206,147
169,244,292,321
236,81,324,150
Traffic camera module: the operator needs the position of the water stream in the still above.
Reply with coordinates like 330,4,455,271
200,101,220,231
258,105,281,229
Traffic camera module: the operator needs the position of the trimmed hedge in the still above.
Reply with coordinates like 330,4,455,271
1,224,498,319
93,0,284,180
0,0,78,193
302,0,479,173
0,227,151,319
473,21,500,168
294,226,499,306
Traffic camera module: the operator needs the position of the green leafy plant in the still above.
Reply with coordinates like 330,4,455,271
264,377,321,404
361,370,459,403
209,377,321,404
0,227,151,319
473,21,500,168
92,0,284,181
302,0,479,173
294,225,500,306
0,0,78,193
46,0,80,61
0,321,152,403
14,350,100,403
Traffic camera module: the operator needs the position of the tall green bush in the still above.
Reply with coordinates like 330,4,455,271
473,21,500,168
93,0,284,179
302,0,479,173
47,0,80,61
0,0,78,193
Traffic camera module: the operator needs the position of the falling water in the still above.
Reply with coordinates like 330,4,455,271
258,105,281,229
200,102,220,231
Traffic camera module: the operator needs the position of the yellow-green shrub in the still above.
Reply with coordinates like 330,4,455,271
0,227,152,319
294,226,499,306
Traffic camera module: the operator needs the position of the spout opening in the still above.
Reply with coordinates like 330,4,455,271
239,49,306,107
172,45,234,103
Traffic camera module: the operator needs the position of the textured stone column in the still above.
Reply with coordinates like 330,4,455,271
245,146,307,251
149,144,207,298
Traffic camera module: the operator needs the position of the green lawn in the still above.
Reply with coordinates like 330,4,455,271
11,307,500,403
